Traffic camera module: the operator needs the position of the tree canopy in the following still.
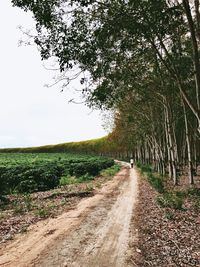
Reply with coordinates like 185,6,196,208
12,0,200,184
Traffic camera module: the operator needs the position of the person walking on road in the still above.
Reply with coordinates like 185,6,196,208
130,158,134,168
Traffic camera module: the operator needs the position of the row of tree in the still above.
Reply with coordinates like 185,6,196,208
12,0,200,184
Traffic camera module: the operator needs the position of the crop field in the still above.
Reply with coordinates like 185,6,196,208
0,153,121,243
0,153,114,195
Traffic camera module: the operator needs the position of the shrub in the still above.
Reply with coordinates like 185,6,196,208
187,188,200,196
157,193,184,210
147,173,164,193
16,180,38,193
136,162,164,193
0,153,114,194
136,162,152,173
59,175,77,186
78,173,94,182
100,164,121,177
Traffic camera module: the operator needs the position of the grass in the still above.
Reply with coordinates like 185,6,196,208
100,164,121,177
164,210,175,220
34,207,50,218
59,175,78,186
147,173,165,193
156,192,184,210
136,162,200,214
59,164,121,186
136,162,165,193
136,162,185,210
13,204,24,214
59,173,94,186
23,193,32,211
187,187,200,196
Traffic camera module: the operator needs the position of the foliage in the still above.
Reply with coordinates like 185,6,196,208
187,187,200,196
59,175,76,186
0,137,115,155
100,164,121,177
0,153,114,194
136,162,152,174
137,163,165,193
157,193,184,210
147,173,165,194
9,0,200,187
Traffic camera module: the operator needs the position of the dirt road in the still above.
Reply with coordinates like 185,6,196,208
0,165,138,267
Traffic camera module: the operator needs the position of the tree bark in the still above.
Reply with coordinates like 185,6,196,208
182,98,194,184
165,102,178,185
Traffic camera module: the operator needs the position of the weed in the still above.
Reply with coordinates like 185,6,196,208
136,163,164,193
95,182,101,188
175,191,186,198
47,203,57,209
136,162,152,173
86,183,94,192
19,224,28,233
100,164,121,177
78,173,94,182
13,204,24,214
23,193,32,211
187,188,200,196
59,175,77,186
193,199,200,211
157,193,184,210
34,207,50,218
165,210,175,220
147,173,165,193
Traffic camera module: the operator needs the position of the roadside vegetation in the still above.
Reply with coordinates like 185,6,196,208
0,153,114,195
0,153,121,244
131,163,200,267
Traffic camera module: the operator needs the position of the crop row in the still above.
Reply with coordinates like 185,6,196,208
0,156,114,194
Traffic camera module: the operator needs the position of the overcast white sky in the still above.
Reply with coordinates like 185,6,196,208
0,1,107,148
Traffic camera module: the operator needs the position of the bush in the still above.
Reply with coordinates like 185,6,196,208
100,164,121,177
136,162,152,173
59,175,77,186
147,173,165,193
78,173,94,182
0,154,114,194
69,159,114,177
157,193,184,210
136,162,164,193
16,180,38,193
187,188,200,196
0,170,8,195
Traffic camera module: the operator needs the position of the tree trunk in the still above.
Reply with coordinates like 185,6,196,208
164,108,173,179
165,103,178,185
194,0,200,43
182,98,194,184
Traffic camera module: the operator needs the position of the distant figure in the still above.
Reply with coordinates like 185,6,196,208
130,158,134,168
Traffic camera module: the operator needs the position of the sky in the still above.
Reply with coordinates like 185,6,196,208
0,1,107,148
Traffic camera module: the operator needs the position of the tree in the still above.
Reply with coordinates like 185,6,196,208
12,0,200,184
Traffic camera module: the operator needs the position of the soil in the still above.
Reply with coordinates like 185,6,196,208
130,171,200,267
0,165,138,267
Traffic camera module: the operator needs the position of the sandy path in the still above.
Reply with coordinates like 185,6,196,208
0,165,138,267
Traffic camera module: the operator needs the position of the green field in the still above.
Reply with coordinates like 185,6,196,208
0,153,114,195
